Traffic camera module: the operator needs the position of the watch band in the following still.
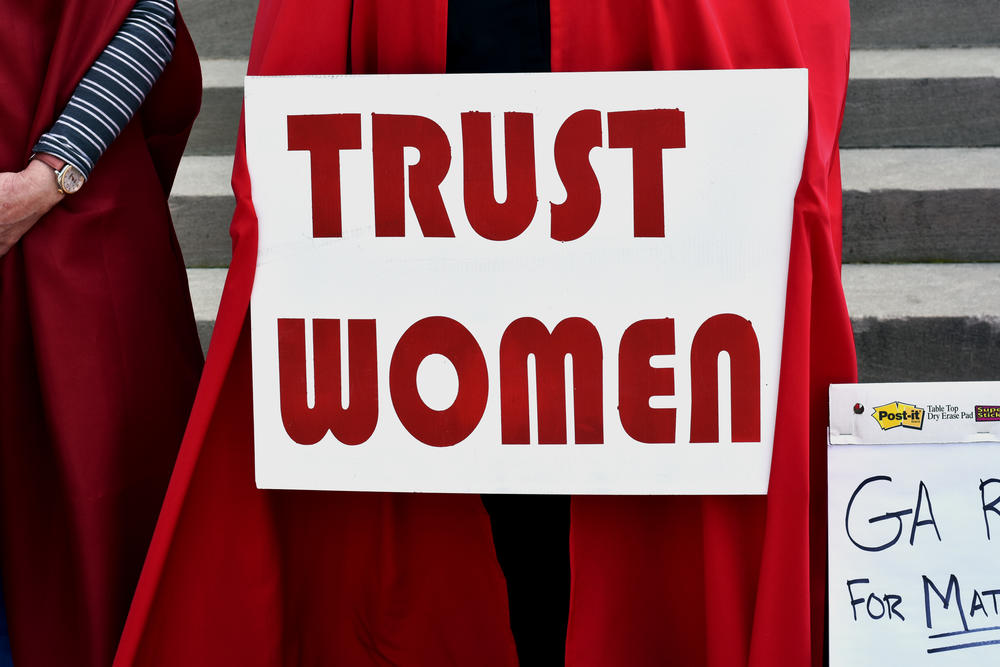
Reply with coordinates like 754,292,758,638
30,153,85,195
32,152,63,171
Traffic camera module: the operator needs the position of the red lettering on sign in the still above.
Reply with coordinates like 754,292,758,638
277,318,378,445
608,109,686,238
689,314,761,443
462,111,538,241
275,312,762,447
389,317,488,447
286,113,362,238
289,108,690,240
372,114,454,237
499,317,603,445
551,109,603,242
618,317,676,443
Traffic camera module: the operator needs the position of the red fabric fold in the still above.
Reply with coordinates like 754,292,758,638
0,2,203,666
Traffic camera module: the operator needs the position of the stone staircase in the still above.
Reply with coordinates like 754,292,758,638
175,0,1000,382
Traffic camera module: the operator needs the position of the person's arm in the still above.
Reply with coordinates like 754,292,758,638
0,0,178,257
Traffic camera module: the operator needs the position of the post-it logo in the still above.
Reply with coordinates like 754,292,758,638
871,402,925,431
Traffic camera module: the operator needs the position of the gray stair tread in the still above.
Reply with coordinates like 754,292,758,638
850,0,1000,48
187,268,228,321
171,197,235,268
188,88,243,156
842,264,1000,319
840,148,1000,191
183,0,256,60
843,189,1000,263
851,48,1000,79
842,78,1000,148
173,156,234,197
202,59,247,88
854,317,1000,383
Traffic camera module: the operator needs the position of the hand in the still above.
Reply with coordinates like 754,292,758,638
0,159,64,257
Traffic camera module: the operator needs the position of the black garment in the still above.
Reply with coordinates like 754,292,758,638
447,3,567,666
447,0,550,74
479,494,569,667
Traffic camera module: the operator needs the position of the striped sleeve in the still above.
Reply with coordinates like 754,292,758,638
32,0,178,178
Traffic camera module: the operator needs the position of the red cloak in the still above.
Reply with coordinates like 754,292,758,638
0,2,202,666
115,1,854,665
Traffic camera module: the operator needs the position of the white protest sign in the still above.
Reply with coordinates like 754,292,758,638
245,70,807,494
829,382,1000,666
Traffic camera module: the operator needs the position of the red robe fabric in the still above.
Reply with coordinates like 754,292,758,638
0,2,203,666
115,1,855,665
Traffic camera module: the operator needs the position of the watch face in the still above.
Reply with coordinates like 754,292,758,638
59,165,85,194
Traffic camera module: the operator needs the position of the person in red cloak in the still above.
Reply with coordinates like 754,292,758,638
115,1,855,665
0,2,202,666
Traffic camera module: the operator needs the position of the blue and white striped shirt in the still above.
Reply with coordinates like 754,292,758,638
33,0,178,178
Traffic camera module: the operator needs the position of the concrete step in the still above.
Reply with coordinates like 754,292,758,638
173,155,233,197
168,148,1000,267
854,317,1000,382
201,59,248,87
187,267,227,321
844,189,1000,263
188,88,243,157
183,0,255,60
841,148,1000,262
845,49,1000,149
850,0,1000,48
169,196,235,268
840,148,1000,191
843,263,1000,381
184,264,1000,382
843,263,1000,318
842,77,1000,148
850,48,1000,79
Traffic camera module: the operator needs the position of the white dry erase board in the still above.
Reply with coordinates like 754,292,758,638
829,382,1000,666
244,70,808,494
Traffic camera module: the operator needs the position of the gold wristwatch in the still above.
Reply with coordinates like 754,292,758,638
31,153,86,195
